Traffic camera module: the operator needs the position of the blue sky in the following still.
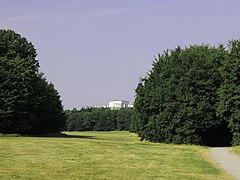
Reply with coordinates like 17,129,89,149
1,0,240,109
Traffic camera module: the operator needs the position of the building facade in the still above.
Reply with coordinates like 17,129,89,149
108,100,129,110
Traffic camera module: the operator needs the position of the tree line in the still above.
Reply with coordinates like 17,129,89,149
132,41,240,146
65,107,135,131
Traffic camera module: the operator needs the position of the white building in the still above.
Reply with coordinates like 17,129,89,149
108,100,129,110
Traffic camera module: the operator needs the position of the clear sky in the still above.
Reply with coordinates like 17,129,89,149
1,0,240,109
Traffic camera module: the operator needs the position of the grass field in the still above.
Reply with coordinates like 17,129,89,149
0,131,232,180
231,146,240,155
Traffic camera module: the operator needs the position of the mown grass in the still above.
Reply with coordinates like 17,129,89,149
231,146,240,155
0,131,232,179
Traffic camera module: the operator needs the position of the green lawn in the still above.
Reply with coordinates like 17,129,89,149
231,146,240,155
0,131,232,179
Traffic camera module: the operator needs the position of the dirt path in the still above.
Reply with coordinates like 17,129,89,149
210,147,240,180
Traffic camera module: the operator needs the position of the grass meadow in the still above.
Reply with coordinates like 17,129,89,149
0,131,232,179
231,146,240,155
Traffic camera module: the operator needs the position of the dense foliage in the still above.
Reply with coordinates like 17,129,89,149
217,40,240,145
133,42,240,146
0,29,65,134
65,107,135,131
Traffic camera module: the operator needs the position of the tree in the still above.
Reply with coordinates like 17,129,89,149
218,40,240,145
93,108,116,131
134,45,231,145
65,109,85,131
27,74,66,134
116,108,134,130
65,110,78,131
0,29,38,133
0,29,65,134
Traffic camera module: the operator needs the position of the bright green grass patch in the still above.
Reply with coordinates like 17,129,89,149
231,146,240,155
0,131,232,180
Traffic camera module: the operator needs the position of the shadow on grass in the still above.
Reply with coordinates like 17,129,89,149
0,133,98,140
32,133,99,140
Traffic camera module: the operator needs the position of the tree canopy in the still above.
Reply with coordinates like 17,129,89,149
217,40,240,145
0,29,65,134
133,42,240,146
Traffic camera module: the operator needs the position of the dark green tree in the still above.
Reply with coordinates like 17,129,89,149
65,110,77,131
0,29,38,133
134,45,230,145
27,74,66,134
65,109,85,131
93,108,116,131
0,29,65,134
116,108,134,130
218,40,240,145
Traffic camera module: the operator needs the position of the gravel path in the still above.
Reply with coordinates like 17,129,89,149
210,147,240,180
